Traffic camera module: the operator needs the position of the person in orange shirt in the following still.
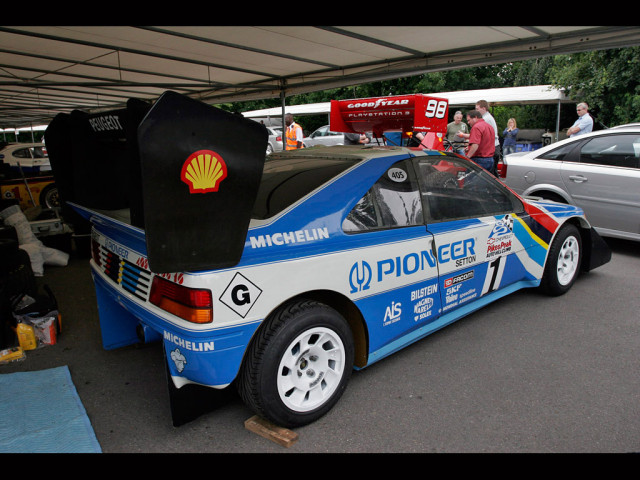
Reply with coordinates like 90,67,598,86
285,114,304,150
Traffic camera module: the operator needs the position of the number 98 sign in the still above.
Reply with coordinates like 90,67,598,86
425,99,447,119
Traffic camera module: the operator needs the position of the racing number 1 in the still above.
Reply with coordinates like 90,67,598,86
482,255,506,296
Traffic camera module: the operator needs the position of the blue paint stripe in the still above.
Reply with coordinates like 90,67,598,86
363,279,540,367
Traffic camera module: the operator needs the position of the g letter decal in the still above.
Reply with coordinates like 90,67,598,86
220,273,262,318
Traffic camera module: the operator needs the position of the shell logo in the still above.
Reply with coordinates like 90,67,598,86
180,150,227,194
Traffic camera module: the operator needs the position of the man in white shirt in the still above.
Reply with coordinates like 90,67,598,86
567,103,594,137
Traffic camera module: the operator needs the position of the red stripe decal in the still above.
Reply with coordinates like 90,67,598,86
523,201,559,234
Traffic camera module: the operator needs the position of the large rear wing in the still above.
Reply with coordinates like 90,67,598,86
45,91,267,273
329,94,449,149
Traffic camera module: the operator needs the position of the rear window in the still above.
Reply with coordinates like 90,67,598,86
251,157,357,219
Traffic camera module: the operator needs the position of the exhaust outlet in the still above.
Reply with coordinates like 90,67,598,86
136,323,162,344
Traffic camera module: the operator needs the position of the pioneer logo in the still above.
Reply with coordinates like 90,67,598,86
349,261,372,293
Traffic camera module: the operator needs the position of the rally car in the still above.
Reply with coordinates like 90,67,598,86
0,142,59,210
44,92,611,428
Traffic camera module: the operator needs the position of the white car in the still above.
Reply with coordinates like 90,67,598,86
45,91,612,429
266,127,283,155
0,142,51,174
302,125,345,147
1,142,59,209
500,126,640,242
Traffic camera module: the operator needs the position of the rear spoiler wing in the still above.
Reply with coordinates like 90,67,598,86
329,94,449,149
45,91,267,273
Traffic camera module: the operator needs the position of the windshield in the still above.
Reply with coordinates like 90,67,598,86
251,156,358,219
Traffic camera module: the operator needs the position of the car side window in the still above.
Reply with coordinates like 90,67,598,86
312,126,328,138
579,134,640,169
12,148,32,159
416,156,523,222
539,142,578,161
32,147,47,158
343,159,423,232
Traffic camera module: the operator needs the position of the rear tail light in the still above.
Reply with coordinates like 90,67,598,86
497,159,507,178
91,237,101,267
150,276,213,324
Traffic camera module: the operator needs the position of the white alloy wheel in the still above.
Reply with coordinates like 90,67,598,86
540,223,582,296
237,299,354,427
556,234,580,286
277,326,347,413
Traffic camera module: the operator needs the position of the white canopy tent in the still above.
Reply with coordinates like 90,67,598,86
434,85,570,106
242,85,572,137
434,85,573,140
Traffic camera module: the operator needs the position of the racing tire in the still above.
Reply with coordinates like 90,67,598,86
39,184,60,209
540,223,582,296
237,299,354,428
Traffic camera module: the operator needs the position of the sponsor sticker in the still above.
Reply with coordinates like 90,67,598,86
181,149,227,194
219,272,262,318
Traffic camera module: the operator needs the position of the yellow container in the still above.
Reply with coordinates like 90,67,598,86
0,346,25,364
16,323,38,350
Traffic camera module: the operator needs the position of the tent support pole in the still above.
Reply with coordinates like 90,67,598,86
556,99,561,142
280,81,287,150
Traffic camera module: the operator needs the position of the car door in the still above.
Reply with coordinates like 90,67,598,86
306,126,343,147
10,146,34,169
342,158,440,353
414,154,529,316
305,126,328,147
560,133,640,236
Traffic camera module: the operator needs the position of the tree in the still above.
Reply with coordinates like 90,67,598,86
549,47,640,127
223,48,640,132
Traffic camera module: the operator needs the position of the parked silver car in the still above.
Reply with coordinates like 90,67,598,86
500,126,640,241
302,125,344,148
266,127,283,155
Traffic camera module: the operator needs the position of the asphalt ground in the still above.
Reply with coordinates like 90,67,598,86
2,237,639,454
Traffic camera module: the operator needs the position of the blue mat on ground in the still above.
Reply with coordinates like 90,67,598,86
0,365,101,453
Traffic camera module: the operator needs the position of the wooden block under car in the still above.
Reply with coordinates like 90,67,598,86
244,415,299,448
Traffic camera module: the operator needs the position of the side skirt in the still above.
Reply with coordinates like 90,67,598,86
361,279,540,368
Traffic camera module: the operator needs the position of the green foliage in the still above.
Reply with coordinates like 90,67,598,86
222,48,640,134
549,47,640,126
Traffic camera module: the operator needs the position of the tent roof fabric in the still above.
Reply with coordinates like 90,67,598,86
1,26,639,128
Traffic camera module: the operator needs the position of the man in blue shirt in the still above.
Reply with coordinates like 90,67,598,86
567,103,593,137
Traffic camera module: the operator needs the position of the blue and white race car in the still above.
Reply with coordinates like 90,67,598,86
44,92,611,428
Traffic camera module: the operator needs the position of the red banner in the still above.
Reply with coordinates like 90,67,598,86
329,94,449,149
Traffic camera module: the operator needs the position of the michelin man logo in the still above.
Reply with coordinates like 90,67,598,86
170,348,187,373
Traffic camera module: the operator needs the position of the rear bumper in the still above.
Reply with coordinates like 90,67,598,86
91,267,260,388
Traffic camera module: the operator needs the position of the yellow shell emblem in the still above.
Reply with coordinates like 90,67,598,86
181,150,227,194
